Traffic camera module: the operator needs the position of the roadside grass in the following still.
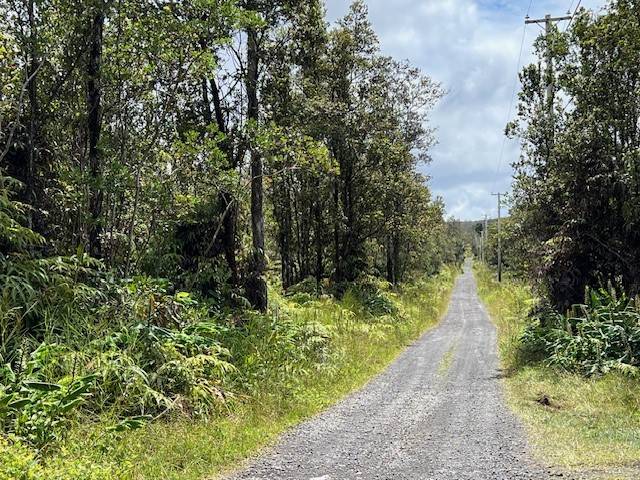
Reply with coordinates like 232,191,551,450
43,267,457,480
474,263,640,478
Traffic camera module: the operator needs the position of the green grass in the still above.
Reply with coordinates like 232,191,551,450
35,268,457,480
474,263,640,479
437,343,456,377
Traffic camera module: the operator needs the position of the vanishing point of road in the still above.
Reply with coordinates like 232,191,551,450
229,262,563,480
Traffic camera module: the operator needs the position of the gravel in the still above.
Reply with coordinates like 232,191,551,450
228,262,571,480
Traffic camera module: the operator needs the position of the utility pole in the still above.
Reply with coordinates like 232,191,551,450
525,14,572,120
483,214,488,264
491,193,505,282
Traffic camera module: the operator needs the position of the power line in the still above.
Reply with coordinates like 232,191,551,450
565,0,582,31
490,0,534,195
526,0,535,17
490,21,529,194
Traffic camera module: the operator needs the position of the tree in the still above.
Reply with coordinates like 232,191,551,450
86,0,105,258
510,0,640,309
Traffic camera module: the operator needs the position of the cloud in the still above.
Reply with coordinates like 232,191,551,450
324,0,605,220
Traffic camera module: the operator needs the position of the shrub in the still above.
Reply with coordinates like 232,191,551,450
220,311,332,394
286,277,321,296
82,321,235,416
0,345,95,450
521,286,640,376
342,277,397,318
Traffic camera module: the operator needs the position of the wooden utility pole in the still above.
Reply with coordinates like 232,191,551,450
491,193,505,282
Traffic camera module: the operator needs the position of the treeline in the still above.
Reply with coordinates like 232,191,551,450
510,0,639,309
480,0,640,375
0,0,460,319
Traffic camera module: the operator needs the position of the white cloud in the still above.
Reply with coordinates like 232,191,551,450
325,0,606,220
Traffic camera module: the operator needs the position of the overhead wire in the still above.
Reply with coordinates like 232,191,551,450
565,0,582,31
490,0,533,195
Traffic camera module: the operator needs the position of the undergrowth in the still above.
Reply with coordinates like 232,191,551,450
1,263,456,479
521,287,640,376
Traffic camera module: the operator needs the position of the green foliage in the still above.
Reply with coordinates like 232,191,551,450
0,347,95,450
0,174,105,361
509,0,640,310
522,287,640,376
477,261,640,377
286,277,322,296
220,310,332,394
342,278,398,318
87,321,234,416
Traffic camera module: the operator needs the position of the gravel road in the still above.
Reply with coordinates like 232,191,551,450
229,262,563,480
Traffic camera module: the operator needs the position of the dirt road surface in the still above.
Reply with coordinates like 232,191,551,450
229,262,562,479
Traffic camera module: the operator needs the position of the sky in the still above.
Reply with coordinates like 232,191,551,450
324,0,606,221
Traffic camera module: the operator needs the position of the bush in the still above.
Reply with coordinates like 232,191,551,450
87,321,235,416
521,286,640,376
220,311,332,394
286,277,321,296
342,277,397,318
0,269,237,450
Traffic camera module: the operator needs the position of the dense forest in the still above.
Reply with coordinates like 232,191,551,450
0,0,459,309
0,0,464,476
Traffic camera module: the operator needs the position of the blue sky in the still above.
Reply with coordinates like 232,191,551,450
324,0,606,220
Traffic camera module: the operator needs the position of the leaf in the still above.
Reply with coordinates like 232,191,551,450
58,397,84,413
23,381,62,392
8,398,31,410
107,415,152,432
0,393,16,409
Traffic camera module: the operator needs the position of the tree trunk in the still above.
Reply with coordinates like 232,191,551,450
87,9,104,258
392,233,401,285
333,176,342,283
245,25,267,311
314,179,323,293
25,0,38,225
208,77,239,285
386,235,395,285
278,182,292,290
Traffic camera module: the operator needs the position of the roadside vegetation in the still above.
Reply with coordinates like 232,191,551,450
1,266,457,480
475,264,640,478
